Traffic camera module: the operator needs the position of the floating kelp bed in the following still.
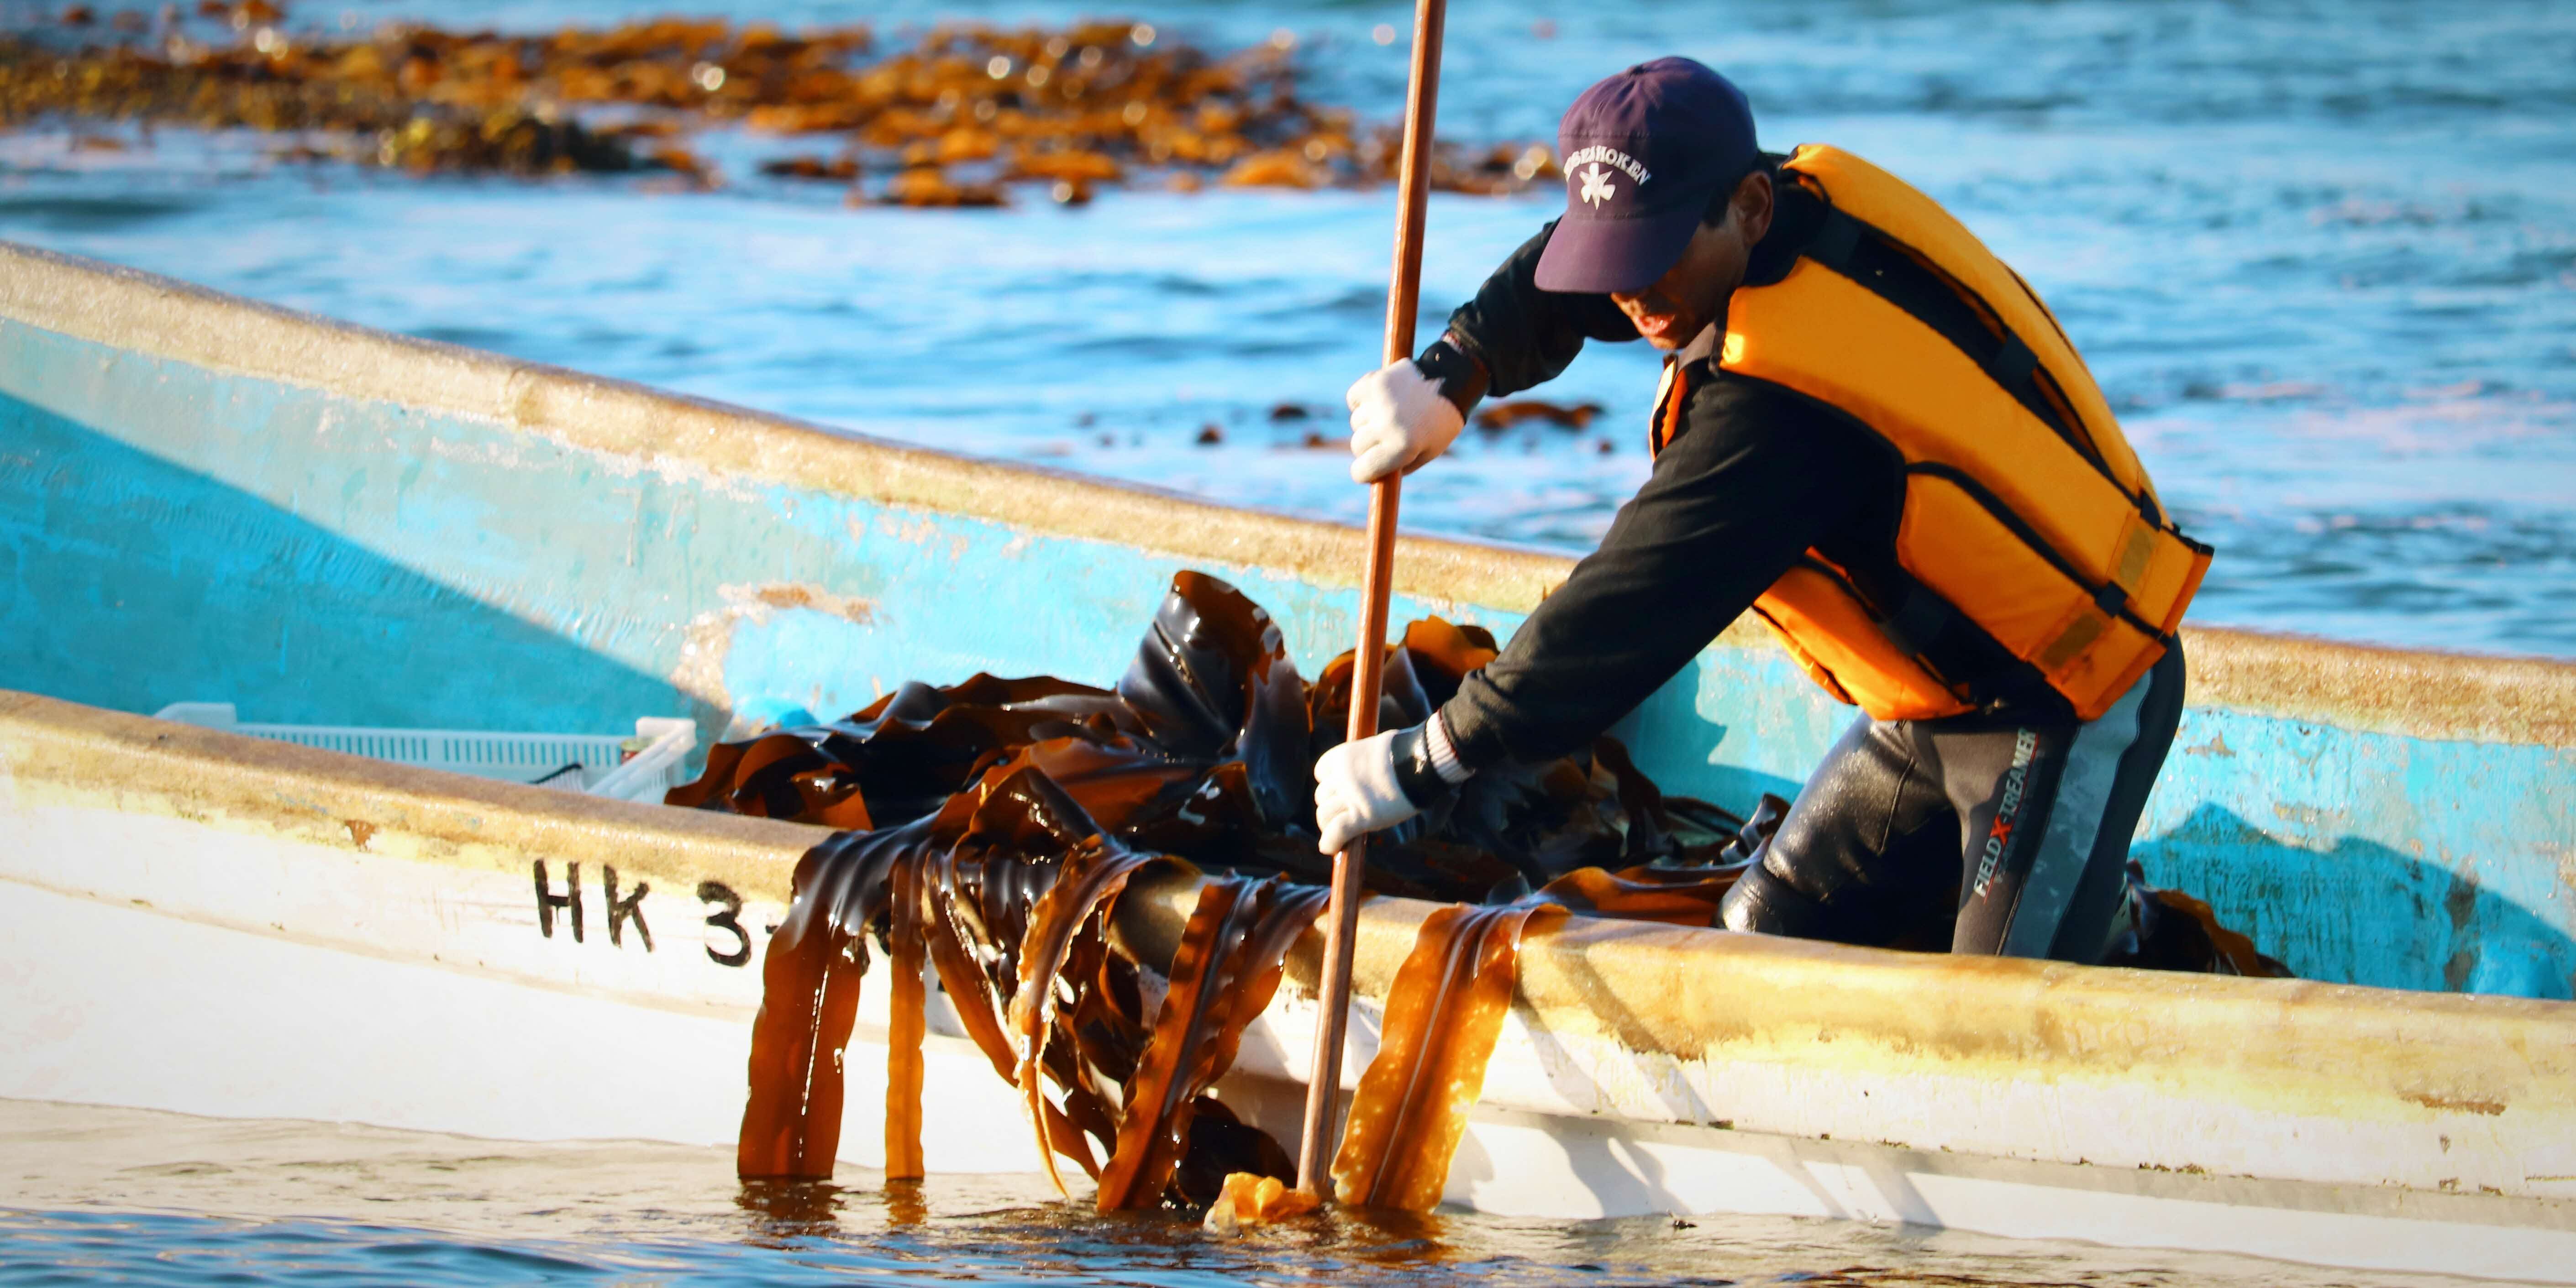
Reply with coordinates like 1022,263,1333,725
672,571,2287,1213
3,4,1558,202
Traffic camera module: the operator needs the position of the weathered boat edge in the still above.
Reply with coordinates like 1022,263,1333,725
3,238,2571,749
0,241,1571,645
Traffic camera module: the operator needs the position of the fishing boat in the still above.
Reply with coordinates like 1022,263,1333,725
3,240,2572,1281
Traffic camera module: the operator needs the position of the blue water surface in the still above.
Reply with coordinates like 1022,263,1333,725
0,1100,2524,1287
0,0,2570,660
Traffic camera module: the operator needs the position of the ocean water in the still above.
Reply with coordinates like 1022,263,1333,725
0,1100,2510,1287
1,0,2573,655
1,5,2571,1281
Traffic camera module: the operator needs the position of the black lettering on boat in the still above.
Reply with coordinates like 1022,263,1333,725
533,859,583,942
604,866,652,952
699,880,751,968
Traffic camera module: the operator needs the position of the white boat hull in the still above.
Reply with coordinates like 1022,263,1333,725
5,692,2572,1282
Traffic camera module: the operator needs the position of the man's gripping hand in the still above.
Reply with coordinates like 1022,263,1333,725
1345,359,1465,483
1313,722,1467,854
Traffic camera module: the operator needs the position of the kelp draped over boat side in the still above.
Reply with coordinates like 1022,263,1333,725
675,571,1769,1209
672,570,2288,1212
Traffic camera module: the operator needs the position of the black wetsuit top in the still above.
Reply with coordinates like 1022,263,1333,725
1431,196,1913,772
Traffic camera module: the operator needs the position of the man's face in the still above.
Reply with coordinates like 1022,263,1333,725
1610,170,1775,351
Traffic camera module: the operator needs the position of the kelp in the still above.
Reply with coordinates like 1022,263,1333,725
1095,876,1330,1209
687,568,2292,1214
736,817,933,1181
703,570,1755,1209
2,7,1561,196
882,846,929,1179
667,673,1128,829
1330,901,1567,1210
1006,815,1165,1198
1203,1170,1321,1234
2103,863,2296,978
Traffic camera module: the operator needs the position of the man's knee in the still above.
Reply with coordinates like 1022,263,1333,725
1718,859,1841,938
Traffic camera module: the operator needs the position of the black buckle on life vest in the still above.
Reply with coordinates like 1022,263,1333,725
1805,209,1862,275
1874,578,2028,711
2092,583,2130,617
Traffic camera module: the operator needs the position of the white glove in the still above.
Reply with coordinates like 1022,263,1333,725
1345,358,1465,484
1314,729,1418,854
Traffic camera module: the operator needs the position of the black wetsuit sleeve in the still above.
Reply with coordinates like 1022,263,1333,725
1438,377,1882,769
1443,221,1643,398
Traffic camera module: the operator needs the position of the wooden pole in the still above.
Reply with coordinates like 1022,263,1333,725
1297,0,1448,1201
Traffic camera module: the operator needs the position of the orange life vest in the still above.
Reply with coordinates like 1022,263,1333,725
1653,145,2211,722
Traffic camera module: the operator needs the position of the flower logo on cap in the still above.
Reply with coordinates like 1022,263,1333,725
1578,164,1615,208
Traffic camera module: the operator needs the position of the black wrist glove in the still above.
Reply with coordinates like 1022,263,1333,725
1388,723,1456,809
1414,333,1491,419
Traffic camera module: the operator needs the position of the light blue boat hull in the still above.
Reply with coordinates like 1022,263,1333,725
3,241,2570,999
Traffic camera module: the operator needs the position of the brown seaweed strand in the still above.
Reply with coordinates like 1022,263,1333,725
2153,888,2296,977
1532,865,1735,926
1032,1070,1108,1183
919,855,1024,1082
1333,905,1484,1206
1039,930,1122,1180
736,832,904,1179
1008,835,1163,1197
1095,879,1250,1208
913,845,1111,1183
883,853,928,1180
1331,902,1565,1210
1096,877,1331,1209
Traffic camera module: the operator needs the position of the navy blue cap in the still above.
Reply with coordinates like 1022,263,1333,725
1535,58,1758,295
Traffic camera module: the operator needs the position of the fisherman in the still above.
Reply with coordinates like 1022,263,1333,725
1313,58,2210,961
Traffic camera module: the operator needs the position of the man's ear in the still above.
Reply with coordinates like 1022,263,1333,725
1735,170,1776,245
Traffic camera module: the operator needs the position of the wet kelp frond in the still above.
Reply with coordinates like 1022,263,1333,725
2107,867,2295,979
686,569,2288,1213
699,570,1771,1210
667,672,1146,830
1096,875,1329,1209
1330,901,1566,1210
683,572,1740,905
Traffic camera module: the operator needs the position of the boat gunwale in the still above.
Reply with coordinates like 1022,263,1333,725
2,239,2572,749
0,688,824,903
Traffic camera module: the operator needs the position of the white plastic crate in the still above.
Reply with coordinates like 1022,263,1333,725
151,703,696,802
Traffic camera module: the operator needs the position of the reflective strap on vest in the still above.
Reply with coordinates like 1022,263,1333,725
1903,461,2174,646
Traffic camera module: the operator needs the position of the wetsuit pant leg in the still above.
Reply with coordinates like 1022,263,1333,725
1716,713,1961,947
1719,643,2187,961
1942,643,2188,961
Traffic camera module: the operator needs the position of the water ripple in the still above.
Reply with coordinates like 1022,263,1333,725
0,0,2567,655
